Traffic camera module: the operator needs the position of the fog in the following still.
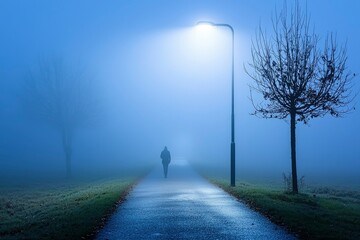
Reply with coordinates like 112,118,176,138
0,0,359,186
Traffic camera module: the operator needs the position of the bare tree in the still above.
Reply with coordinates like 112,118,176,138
24,60,95,178
246,1,355,193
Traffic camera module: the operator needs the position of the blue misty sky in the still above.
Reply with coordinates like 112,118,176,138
0,0,359,183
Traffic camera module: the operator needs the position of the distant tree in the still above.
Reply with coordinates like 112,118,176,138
246,1,355,193
23,60,95,178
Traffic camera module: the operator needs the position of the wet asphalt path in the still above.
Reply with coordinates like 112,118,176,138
96,163,295,240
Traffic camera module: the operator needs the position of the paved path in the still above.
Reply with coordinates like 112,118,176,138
96,163,295,240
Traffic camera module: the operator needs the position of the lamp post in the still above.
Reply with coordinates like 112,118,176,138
196,21,236,187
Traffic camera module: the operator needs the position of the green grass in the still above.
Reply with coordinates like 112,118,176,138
0,177,139,240
210,179,360,240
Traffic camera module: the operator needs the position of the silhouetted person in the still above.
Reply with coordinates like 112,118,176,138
160,146,171,178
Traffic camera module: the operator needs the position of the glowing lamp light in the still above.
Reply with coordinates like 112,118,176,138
195,21,216,33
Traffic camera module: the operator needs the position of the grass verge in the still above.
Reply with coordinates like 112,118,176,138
0,177,139,240
210,178,360,240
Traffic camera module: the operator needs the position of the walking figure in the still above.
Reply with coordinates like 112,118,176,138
160,146,171,178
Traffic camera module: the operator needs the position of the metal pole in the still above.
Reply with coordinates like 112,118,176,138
228,25,236,187
230,26,235,187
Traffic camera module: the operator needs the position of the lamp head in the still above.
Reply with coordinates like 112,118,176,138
196,21,215,26
195,21,215,32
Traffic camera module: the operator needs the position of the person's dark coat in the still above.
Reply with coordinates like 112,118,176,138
161,147,171,165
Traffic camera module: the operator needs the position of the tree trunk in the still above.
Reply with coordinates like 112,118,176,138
290,110,298,193
62,129,72,179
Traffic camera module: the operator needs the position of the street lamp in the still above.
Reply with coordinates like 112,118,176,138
196,21,236,187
